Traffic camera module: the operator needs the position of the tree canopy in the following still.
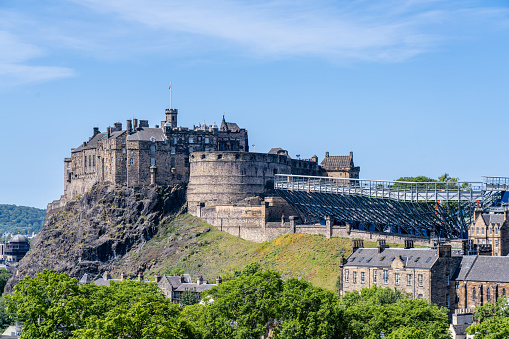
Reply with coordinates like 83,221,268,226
467,296,509,339
0,204,45,235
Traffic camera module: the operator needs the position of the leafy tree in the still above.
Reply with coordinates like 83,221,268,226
467,296,509,338
6,269,194,339
0,297,13,332
0,268,10,294
180,288,200,307
342,286,450,339
183,269,344,339
0,204,45,235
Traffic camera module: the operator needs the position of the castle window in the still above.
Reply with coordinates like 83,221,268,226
487,288,491,301
482,228,485,235
189,147,194,153
503,288,506,296
273,169,278,175
93,156,95,167
496,240,499,247
129,159,134,165
446,274,450,286
171,147,176,155
407,274,412,286
232,144,238,151
361,272,365,284
204,137,209,144
122,139,125,144
344,269,349,282
122,148,126,154
418,294,423,299
189,137,194,143
150,158,156,166
373,270,377,284
490,228,493,235
473,287,476,299
395,273,400,285
171,158,175,168
204,148,209,152
383,270,388,284
446,294,450,308
496,227,498,235
352,271,357,283
150,145,156,154
173,137,177,144
217,154,222,160
418,274,423,287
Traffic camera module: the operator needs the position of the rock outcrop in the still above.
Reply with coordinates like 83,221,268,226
6,182,186,292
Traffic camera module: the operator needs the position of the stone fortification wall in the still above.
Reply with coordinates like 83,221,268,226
187,151,319,215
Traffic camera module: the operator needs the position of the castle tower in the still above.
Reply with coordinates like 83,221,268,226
165,108,178,128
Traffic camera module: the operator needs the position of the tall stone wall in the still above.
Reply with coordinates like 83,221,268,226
187,151,319,215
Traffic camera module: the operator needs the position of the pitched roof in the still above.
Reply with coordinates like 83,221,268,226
127,128,166,142
481,213,506,226
79,273,92,284
344,248,441,270
454,256,509,283
320,154,353,170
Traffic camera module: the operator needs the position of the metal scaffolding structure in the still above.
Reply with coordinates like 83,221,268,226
275,175,509,238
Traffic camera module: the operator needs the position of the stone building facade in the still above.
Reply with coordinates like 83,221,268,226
320,151,360,178
340,240,462,309
468,209,509,256
63,109,248,200
452,255,509,310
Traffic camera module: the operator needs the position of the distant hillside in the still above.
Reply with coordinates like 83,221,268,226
0,204,46,235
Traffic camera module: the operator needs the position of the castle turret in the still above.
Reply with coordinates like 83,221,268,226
165,108,178,128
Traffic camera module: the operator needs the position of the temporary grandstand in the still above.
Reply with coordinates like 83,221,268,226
275,175,509,238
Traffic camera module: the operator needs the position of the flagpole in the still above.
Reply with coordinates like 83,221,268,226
169,82,172,109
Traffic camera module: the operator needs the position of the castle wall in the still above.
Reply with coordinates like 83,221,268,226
187,151,319,215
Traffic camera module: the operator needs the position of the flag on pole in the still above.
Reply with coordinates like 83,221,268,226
169,83,171,89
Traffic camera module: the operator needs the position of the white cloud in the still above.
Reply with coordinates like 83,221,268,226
71,0,509,62
0,30,74,86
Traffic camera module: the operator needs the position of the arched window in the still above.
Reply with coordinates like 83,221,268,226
487,288,491,302
473,287,477,300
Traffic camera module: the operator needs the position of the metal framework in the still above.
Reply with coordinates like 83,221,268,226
275,175,509,238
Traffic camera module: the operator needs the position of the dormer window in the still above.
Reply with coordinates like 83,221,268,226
150,137,156,143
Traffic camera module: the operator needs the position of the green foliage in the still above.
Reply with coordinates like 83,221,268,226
342,286,450,339
183,269,344,339
180,288,200,307
0,297,13,332
0,269,10,294
233,262,261,278
6,269,193,339
170,268,184,276
467,296,509,338
0,204,45,235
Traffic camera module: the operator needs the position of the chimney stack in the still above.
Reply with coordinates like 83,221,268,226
133,118,138,130
120,272,125,281
114,122,122,131
197,276,203,285
404,239,414,249
107,127,111,138
93,127,100,137
377,239,389,253
351,239,364,253
103,271,110,280
126,120,132,132
155,274,161,283
216,276,222,284
325,151,329,158
137,272,144,282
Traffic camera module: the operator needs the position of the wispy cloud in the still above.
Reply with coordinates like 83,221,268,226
72,0,509,61
0,29,74,87
0,0,508,86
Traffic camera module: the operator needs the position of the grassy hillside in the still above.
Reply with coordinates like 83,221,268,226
0,204,45,235
115,214,406,292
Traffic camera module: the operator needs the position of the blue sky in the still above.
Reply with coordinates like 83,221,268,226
1,0,508,209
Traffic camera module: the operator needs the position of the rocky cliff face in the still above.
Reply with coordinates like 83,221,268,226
6,182,186,292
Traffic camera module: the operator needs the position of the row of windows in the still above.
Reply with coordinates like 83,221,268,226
472,286,506,301
345,269,424,287
473,238,499,247
474,227,499,235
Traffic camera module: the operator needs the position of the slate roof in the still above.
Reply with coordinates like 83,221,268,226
220,119,240,132
451,324,470,336
79,273,92,284
127,128,166,142
453,256,509,283
320,155,353,170
93,278,110,286
344,248,440,269
481,213,506,226
72,130,126,153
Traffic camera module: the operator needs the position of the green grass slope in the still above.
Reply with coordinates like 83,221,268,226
116,214,406,292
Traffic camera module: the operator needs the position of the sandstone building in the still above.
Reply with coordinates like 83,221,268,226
340,240,461,309
63,110,248,200
468,209,509,256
